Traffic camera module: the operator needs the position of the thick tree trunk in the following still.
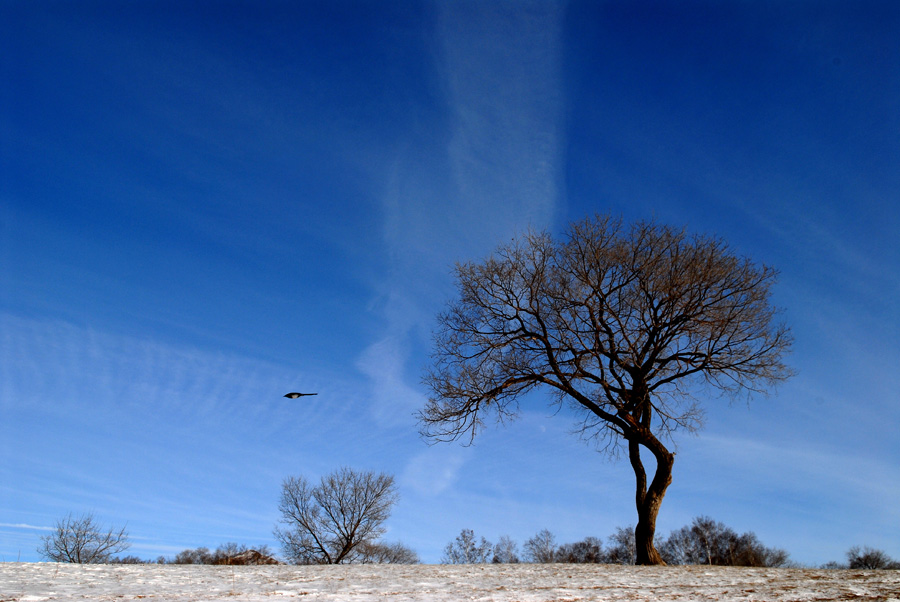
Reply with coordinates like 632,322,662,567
635,489,666,565
629,438,674,565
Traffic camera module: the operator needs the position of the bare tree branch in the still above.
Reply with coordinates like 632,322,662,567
274,467,400,564
420,215,793,564
37,512,130,563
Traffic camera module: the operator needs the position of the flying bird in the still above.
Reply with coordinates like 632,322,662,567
284,392,318,399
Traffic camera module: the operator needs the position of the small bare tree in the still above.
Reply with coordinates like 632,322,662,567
492,535,520,563
356,541,419,564
847,546,900,570
658,516,790,567
37,512,130,563
524,529,557,563
606,525,637,565
442,529,493,564
274,467,399,564
557,537,605,563
420,215,793,564
172,547,214,564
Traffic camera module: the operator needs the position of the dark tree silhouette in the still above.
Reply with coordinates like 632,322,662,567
172,547,215,565
355,541,419,564
420,215,793,564
659,516,790,567
556,537,605,564
847,545,900,570
170,543,279,565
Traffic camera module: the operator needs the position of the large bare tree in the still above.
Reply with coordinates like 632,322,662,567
37,512,130,563
274,467,402,564
420,215,793,564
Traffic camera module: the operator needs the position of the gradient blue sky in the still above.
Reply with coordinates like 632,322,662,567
2,1,898,566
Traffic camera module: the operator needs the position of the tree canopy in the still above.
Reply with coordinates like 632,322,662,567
421,215,793,564
274,467,402,564
37,512,130,564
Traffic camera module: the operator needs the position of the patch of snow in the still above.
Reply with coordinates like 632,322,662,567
0,563,898,601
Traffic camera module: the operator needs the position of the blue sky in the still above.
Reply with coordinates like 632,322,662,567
1,0,898,566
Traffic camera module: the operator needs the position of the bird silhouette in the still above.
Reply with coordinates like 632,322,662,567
284,392,318,399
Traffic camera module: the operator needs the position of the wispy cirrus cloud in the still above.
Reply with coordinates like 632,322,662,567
355,334,424,427
0,523,55,532
401,445,470,497
360,0,565,425
0,311,379,561
436,0,563,242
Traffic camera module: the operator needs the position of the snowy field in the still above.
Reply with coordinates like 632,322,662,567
2,563,899,602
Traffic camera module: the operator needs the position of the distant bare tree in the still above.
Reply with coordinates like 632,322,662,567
819,561,845,569
215,543,279,565
172,546,213,564
274,467,399,564
659,516,790,567
356,541,419,564
421,215,793,564
606,525,636,565
168,544,278,565
524,529,557,563
847,546,900,570
442,529,493,564
37,512,130,564
492,535,520,563
109,555,148,564
557,537,605,563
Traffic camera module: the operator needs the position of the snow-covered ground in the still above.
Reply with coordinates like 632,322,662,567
2,563,899,601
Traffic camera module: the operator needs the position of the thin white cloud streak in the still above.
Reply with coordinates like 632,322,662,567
0,312,334,422
437,0,563,241
0,309,393,449
360,0,565,425
0,523,54,532
378,1,564,268
401,446,471,497
0,311,386,561
355,335,424,429
687,433,900,526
